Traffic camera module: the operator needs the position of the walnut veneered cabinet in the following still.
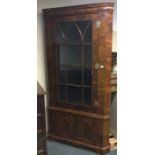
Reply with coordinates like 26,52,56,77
43,3,113,154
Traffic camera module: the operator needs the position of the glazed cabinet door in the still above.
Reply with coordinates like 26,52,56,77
55,19,95,110
44,14,112,115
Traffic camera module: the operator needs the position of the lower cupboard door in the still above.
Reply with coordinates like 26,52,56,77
48,111,74,139
74,115,105,147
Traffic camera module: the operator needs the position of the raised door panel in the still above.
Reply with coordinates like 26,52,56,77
74,116,108,148
74,116,93,143
48,110,74,139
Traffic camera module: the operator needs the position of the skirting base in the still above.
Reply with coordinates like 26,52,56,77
48,134,110,154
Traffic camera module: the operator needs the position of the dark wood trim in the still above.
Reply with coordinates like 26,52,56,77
48,134,110,153
48,106,110,120
43,3,114,17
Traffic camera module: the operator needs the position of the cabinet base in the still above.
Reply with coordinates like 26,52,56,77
48,134,110,154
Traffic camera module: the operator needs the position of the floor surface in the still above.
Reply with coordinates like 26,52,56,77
47,141,117,155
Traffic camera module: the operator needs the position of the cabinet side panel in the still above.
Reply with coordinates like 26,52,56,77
97,10,113,115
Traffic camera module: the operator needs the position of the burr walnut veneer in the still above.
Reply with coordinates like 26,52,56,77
43,3,113,154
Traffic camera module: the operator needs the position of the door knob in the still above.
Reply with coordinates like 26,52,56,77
94,63,104,70
100,65,104,69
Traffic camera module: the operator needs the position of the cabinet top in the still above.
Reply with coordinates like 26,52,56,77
43,3,114,17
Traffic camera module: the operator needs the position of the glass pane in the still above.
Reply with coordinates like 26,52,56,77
84,44,92,65
58,66,66,83
67,23,81,43
59,22,71,34
84,87,91,105
56,20,93,106
58,45,82,65
77,20,90,35
84,21,92,42
56,22,71,43
56,26,64,43
67,67,82,85
84,68,92,86
68,86,82,103
59,85,66,101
